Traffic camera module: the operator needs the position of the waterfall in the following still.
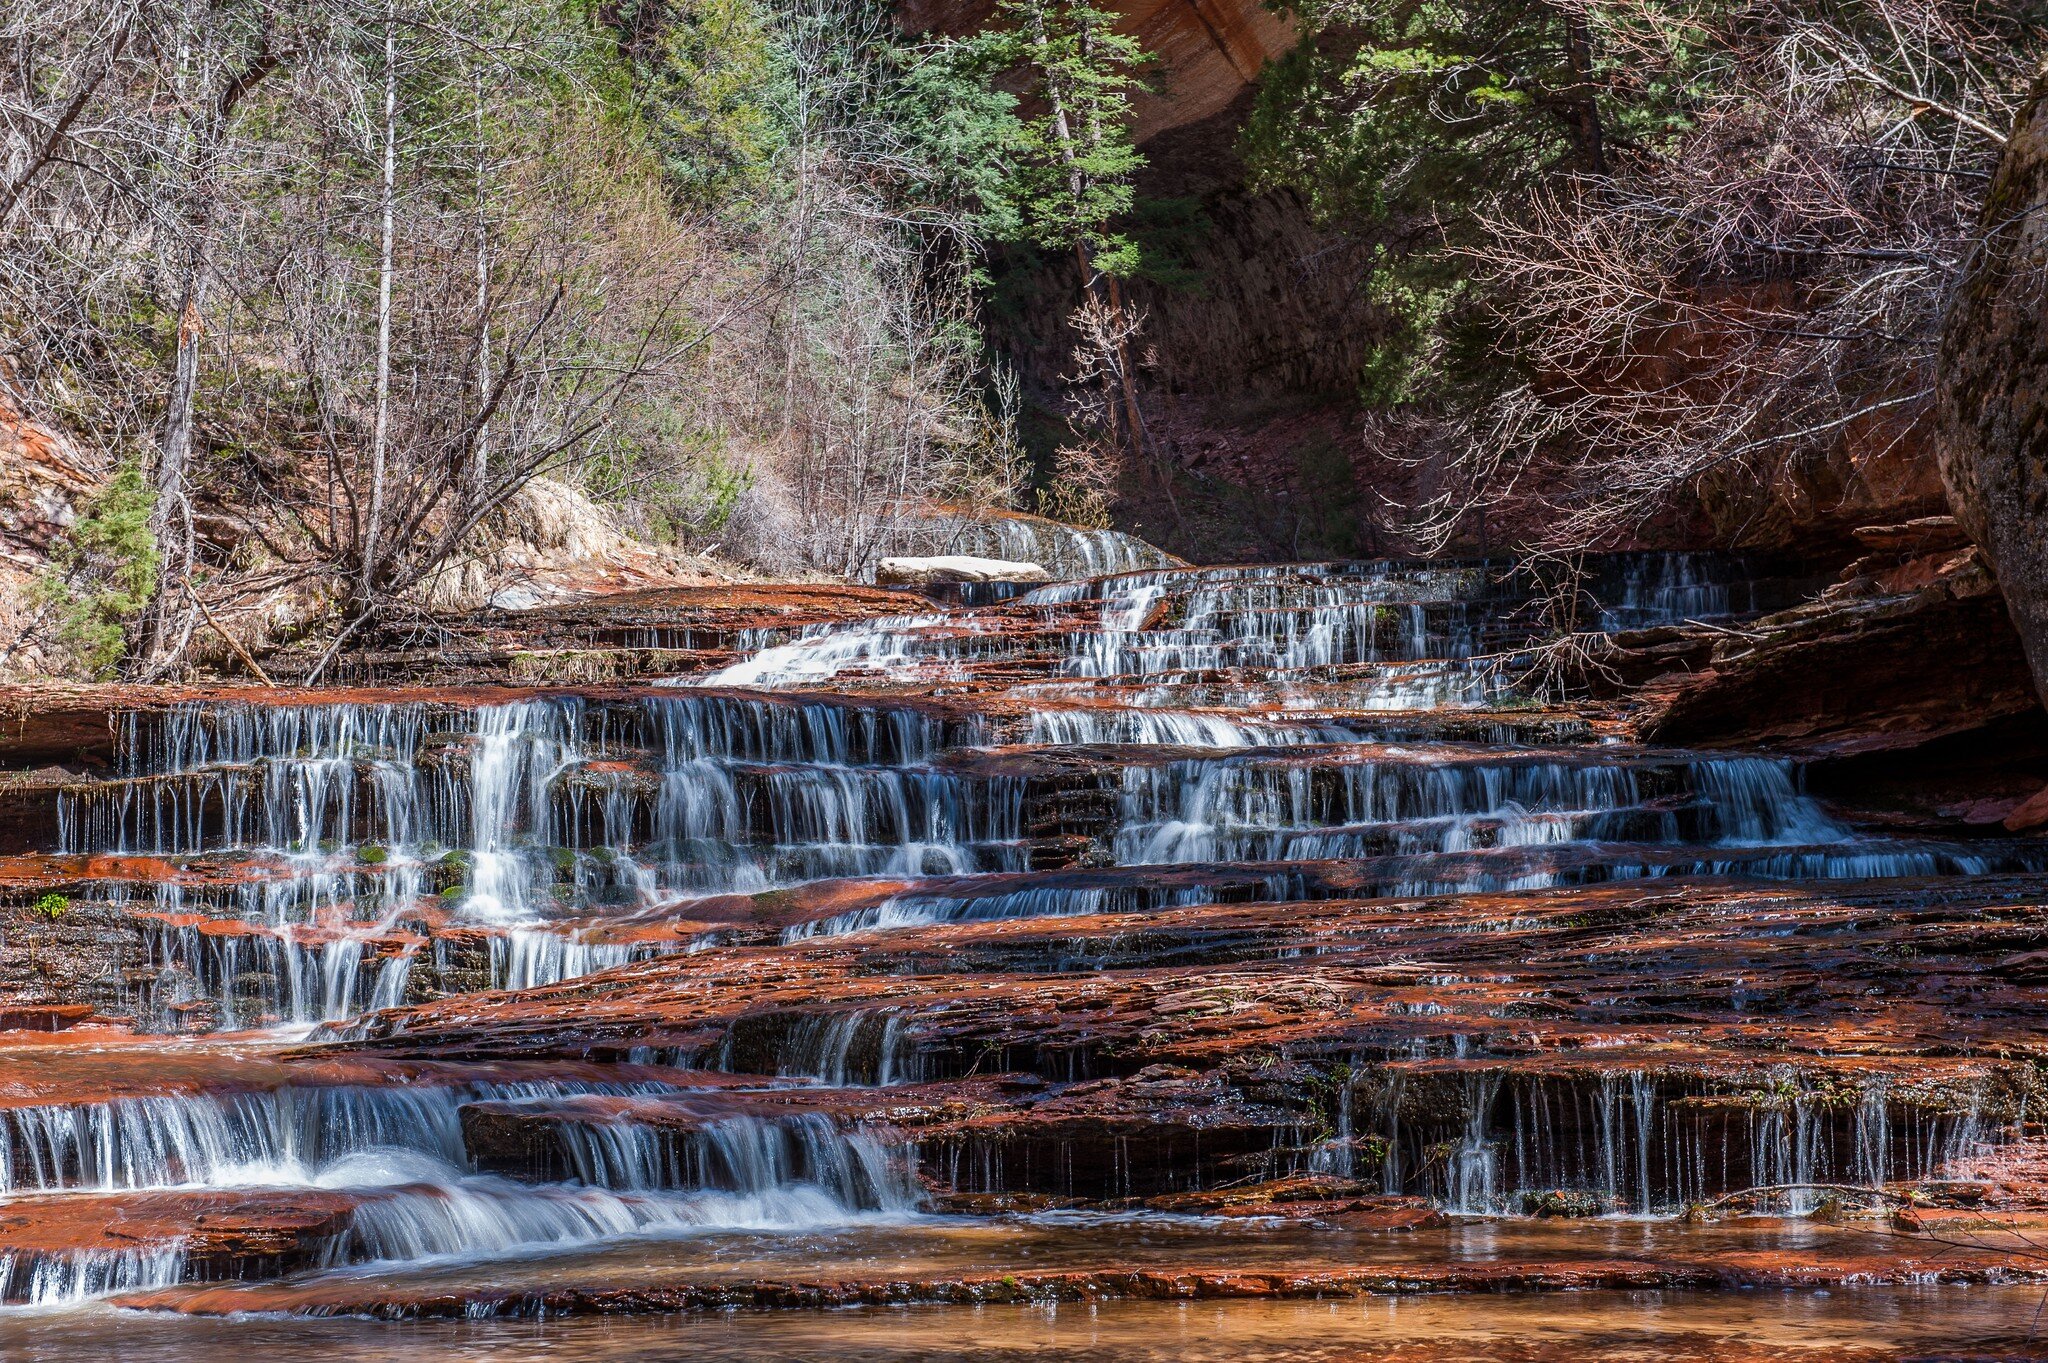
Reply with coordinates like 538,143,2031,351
327,1143,908,1267
15,539,2048,1336
491,931,644,992
0,1245,186,1309
770,1011,917,1087
1449,1073,1504,1214
0,1080,686,1196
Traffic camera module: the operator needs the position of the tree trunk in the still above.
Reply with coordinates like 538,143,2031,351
1935,62,2048,704
146,0,211,670
1556,10,1606,175
360,0,398,607
471,67,491,495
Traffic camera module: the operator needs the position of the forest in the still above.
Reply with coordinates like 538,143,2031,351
4,0,2043,682
8,6,2048,1357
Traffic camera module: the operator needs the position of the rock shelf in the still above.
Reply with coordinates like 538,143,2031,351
1,549,2045,1342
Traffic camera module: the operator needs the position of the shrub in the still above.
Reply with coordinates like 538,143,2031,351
30,464,157,678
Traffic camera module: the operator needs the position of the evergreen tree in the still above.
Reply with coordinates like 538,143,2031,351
981,0,1155,466
1242,0,1704,403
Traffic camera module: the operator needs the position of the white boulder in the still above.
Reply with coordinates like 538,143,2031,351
875,555,1051,588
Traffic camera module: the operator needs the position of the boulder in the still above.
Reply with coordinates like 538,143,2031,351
875,555,1050,588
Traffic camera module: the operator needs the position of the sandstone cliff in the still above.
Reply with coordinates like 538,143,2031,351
1937,63,2048,707
898,0,1292,143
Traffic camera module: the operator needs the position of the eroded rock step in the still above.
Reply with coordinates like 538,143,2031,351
0,1285,2030,1362
0,550,2042,1330
100,1213,2048,1320
0,1040,921,1304
16,661,2010,1035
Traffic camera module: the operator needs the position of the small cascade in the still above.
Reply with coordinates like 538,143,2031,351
1594,553,1745,632
0,1080,680,1196
328,1145,907,1267
901,510,1181,581
9,543,2047,1333
1109,751,1848,869
768,1011,919,1088
0,1245,185,1309
1373,1068,2002,1217
491,931,645,992
366,944,419,1013
54,691,1024,1032
680,1115,921,1210
1448,1074,1504,1214
1024,709,1371,748
683,612,959,689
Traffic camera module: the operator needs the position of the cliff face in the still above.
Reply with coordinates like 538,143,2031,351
897,0,1293,143
989,93,1378,405
0,395,104,679
1937,65,2048,707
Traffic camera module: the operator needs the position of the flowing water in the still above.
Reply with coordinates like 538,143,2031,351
3,549,2042,1357
12,1287,2048,1362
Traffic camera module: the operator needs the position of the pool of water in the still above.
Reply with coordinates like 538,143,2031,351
6,1286,2046,1362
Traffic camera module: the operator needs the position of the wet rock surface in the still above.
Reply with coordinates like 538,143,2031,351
2,549,2048,1351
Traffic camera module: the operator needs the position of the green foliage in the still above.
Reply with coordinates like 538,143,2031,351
624,0,786,211
892,39,1029,244
1247,0,1702,224
32,893,69,920
30,463,157,680
980,0,1150,277
1242,0,1706,402
587,415,755,542
693,457,752,533
356,844,390,865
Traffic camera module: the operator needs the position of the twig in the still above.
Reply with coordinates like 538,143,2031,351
1682,617,1767,640
186,581,275,686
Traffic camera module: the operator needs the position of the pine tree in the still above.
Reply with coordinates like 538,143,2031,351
987,0,1155,467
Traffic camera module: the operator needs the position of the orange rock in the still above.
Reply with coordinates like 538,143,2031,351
2005,782,2048,831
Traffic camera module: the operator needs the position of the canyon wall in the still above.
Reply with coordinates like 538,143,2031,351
897,0,1294,144
1938,64,2048,707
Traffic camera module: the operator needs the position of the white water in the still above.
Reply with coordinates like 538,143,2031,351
18,548,2043,1319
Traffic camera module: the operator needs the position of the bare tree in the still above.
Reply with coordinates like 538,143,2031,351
1410,0,2038,553
0,0,1027,678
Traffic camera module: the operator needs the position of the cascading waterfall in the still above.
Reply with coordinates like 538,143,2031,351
0,1246,186,1309
55,559,2023,1033
0,1081,666,1196
54,691,1020,1029
1370,1068,2002,1217
16,547,2048,1324
325,1133,915,1269
492,931,645,992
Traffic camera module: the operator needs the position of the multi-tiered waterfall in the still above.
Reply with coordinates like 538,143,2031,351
1,550,2045,1357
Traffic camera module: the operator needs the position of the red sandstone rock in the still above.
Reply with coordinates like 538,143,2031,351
0,1188,356,1269
2005,783,2048,832
1634,548,2040,756
109,1240,2048,1320
345,875,2048,1076
0,1003,96,1032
